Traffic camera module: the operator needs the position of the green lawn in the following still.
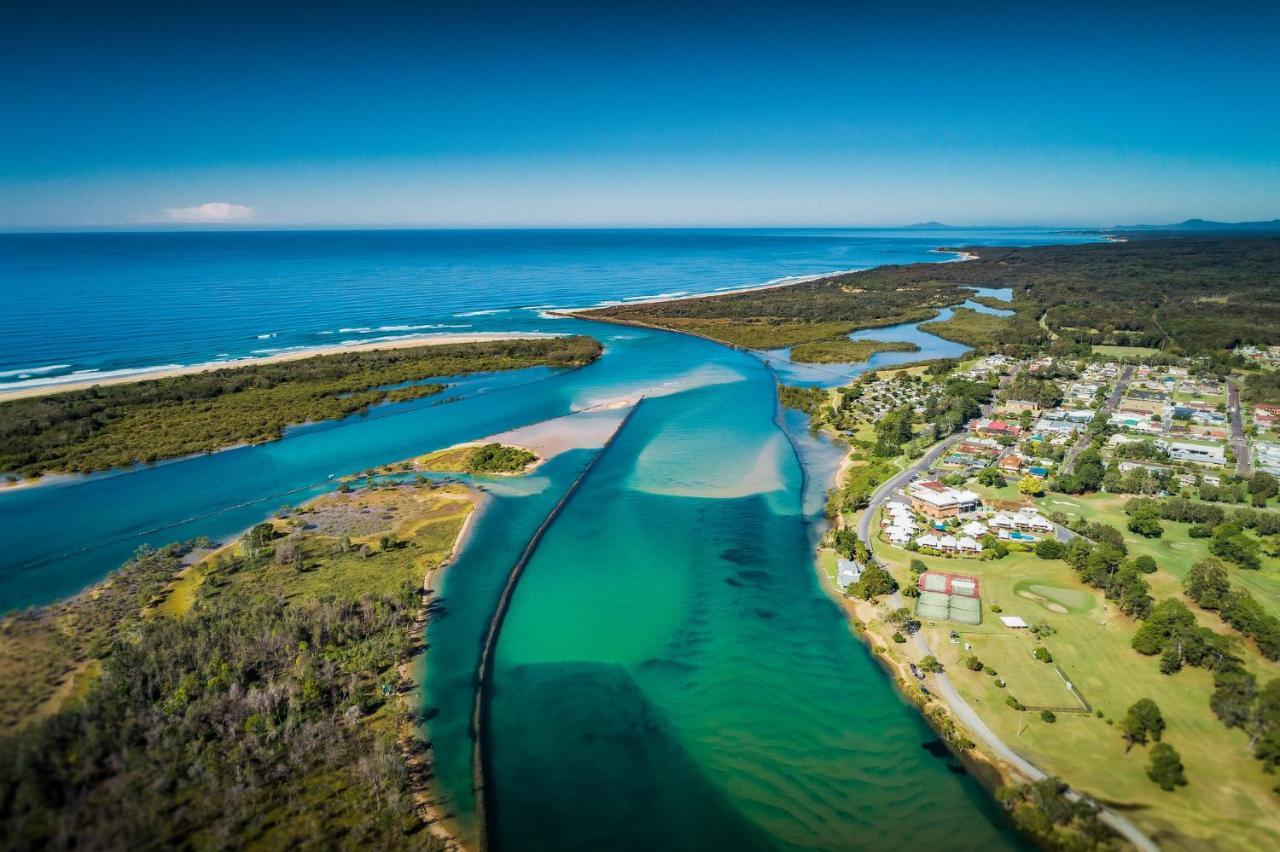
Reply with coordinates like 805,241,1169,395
1041,492,1280,619
961,633,1084,710
871,536,1280,850
1092,344,1161,358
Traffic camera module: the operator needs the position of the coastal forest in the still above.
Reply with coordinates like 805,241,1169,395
0,479,471,849
584,236,1280,358
0,336,601,479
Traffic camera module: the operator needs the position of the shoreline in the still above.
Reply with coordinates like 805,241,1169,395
399,488,488,852
0,332,563,402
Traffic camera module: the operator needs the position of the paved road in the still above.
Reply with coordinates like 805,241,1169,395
856,430,1156,852
856,435,962,543
1064,365,1133,474
1228,380,1250,476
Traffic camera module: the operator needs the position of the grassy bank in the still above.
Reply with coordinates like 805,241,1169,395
0,479,474,848
0,336,602,479
868,511,1280,850
417,442,538,474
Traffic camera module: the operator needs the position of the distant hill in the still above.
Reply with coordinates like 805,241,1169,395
1110,218,1280,233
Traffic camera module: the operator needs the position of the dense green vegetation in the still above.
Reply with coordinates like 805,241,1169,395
918,307,1018,348
464,443,537,473
0,543,199,729
0,337,602,478
0,480,470,849
582,237,1280,356
776,384,829,416
787,338,917,364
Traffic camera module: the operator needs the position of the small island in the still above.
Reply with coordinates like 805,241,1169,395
417,442,540,475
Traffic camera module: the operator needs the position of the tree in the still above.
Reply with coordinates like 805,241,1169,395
978,466,1006,488
965,655,985,671
1033,647,1053,663
1132,598,1198,655
1040,710,1057,723
1184,557,1231,610
1051,473,1083,494
1211,527,1262,570
919,655,944,673
1120,699,1165,752
1133,554,1158,574
1249,471,1279,502
1210,668,1258,729
1074,449,1106,492
1127,508,1164,538
1146,743,1187,791
1034,538,1065,560
1016,474,1042,497
848,565,897,600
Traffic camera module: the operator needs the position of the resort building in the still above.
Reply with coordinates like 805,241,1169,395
907,481,982,519
1167,441,1226,467
989,509,1055,535
914,534,982,554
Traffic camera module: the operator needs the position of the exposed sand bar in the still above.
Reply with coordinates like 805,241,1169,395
482,398,638,458
0,332,563,402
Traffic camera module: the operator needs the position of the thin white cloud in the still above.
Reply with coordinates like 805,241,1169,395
164,202,255,223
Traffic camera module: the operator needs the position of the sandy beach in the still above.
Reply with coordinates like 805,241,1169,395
0,332,563,403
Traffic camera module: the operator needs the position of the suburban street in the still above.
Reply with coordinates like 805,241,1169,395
1063,364,1133,473
1228,380,1251,476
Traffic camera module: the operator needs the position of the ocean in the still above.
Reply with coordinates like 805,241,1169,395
0,227,1097,849
1,228,1085,391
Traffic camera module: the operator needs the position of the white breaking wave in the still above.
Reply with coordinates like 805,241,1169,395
455,308,511,317
338,323,470,333
251,346,309,355
339,331,558,347
256,333,277,339
0,364,184,391
0,363,71,379
622,291,689,301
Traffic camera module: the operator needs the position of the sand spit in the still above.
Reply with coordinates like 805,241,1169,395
0,332,563,402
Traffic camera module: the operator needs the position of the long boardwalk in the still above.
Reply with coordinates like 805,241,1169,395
468,399,644,852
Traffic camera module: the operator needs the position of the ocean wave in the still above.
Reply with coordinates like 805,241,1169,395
455,308,510,317
338,331,557,347
255,333,277,340
337,323,470,333
622,291,689,301
250,346,309,355
0,363,71,379
0,364,184,391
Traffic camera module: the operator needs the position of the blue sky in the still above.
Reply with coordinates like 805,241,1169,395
2,0,1278,228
